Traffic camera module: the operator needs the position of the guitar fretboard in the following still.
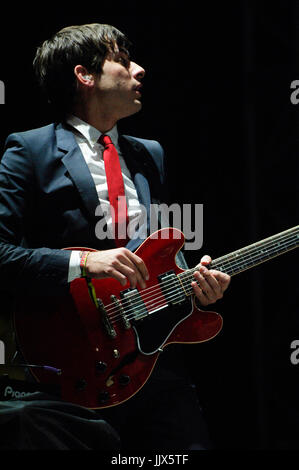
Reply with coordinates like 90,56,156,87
179,225,299,295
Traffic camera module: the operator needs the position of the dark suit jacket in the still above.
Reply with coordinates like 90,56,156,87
0,122,167,297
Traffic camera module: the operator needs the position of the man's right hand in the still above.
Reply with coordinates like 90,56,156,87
85,248,149,289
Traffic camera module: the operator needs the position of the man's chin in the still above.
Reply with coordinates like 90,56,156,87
121,101,142,119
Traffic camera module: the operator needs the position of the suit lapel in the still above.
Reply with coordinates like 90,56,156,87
56,123,104,222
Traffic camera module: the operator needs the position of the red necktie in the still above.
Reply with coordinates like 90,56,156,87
99,134,129,247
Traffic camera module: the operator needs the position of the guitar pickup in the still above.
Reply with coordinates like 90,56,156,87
120,288,148,322
158,270,186,305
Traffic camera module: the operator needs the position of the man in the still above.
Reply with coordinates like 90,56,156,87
0,23,230,449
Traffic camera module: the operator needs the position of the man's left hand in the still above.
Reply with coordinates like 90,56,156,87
191,255,231,306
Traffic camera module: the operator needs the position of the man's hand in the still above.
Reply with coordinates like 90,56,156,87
85,248,149,289
191,255,231,306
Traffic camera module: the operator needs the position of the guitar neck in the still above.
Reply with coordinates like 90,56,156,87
179,226,299,295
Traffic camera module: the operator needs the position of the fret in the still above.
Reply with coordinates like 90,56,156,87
178,225,299,294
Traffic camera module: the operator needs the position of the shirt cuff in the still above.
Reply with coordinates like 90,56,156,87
68,250,81,282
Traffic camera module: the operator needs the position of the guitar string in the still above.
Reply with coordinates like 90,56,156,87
108,245,298,325
177,234,298,291
110,232,296,325
104,234,298,324
206,227,299,271
106,252,298,324
182,232,299,278
108,239,297,326
104,233,298,323
89,224,298,321
110,229,299,317
208,226,298,267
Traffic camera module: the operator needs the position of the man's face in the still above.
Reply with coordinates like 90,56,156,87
94,49,145,121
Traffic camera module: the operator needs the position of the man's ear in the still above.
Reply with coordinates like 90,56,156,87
74,65,94,86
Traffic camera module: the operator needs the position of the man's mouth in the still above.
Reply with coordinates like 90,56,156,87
134,84,143,94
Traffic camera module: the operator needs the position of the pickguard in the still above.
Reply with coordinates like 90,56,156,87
133,298,193,354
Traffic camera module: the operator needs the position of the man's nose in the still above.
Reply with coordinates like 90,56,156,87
131,62,145,80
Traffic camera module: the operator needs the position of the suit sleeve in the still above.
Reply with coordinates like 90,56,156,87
0,133,71,296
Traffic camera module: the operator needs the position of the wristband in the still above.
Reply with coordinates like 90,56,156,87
80,251,90,278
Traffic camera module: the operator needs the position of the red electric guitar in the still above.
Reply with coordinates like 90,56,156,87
14,226,298,409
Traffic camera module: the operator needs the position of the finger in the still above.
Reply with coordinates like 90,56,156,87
199,255,212,266
116,251,148,289
193,269,222,303
126,251,149,286
110,257,140,288
191,280,209,306
209,270,231,292
199,266,223,297
102,267,128,286
193,271,215,301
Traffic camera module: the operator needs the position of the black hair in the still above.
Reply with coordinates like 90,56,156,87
33,23,131,118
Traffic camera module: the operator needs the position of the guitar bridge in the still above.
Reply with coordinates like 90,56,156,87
96,298,116,338
111,294,131,329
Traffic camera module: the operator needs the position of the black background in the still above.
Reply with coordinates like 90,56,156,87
0,0,298,450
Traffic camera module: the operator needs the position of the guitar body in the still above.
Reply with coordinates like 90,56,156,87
14,228,223,409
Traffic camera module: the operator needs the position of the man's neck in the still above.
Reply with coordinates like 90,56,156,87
71,104,118,134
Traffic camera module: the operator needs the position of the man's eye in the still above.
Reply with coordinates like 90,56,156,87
118,56,130,67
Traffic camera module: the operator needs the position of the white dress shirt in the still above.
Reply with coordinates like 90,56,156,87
66,115,142,282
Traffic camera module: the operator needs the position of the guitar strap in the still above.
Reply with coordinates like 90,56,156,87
84,276,100,309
